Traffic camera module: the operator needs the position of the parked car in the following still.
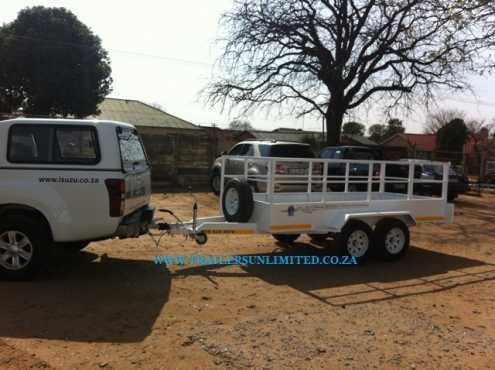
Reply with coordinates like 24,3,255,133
210,141,316,195
320,146,410,192
319,146,467,200
0,118,154,279
415,164,469,201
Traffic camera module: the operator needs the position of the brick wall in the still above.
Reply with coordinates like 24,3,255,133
137,126,212,190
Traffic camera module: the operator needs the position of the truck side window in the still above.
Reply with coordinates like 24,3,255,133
55,127,99,164
8,126,51,163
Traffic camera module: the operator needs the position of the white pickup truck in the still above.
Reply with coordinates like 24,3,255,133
0,118,154,279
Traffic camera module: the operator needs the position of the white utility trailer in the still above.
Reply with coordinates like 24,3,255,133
152,156,454,261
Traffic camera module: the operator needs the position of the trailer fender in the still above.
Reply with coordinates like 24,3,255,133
340,211,416,232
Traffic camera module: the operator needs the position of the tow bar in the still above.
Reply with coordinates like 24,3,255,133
147,195,208,248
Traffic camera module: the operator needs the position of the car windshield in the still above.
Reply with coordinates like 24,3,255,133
259,144,315,158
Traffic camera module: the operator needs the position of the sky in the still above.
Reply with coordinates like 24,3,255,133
2,0,495,133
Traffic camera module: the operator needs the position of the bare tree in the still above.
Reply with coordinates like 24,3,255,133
206,0,495,145
424,109,466,134
229,119,254,131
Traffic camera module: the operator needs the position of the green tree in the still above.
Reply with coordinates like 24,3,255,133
342,121,365,136
368,124,387,143
424,109,466,134
385,118,405,138
0,6,112,117
436,118,468,152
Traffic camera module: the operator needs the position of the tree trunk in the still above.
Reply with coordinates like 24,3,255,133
325,107,345,146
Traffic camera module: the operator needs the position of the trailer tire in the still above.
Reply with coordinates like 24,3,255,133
374,218,409,261
222,179,254,222
337,220,373,262
273,234,300,244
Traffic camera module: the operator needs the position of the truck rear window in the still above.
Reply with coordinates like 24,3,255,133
259,144,315,158
117,128,148,172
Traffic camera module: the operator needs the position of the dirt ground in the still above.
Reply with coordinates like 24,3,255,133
1,192,495,370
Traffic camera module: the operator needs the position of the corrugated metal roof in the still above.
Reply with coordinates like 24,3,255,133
92,98,199,130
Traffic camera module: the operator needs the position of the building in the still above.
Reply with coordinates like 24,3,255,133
93,98,210,189
381,133,437,159
94,98,199,130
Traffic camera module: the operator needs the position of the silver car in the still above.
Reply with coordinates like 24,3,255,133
209,141,316,195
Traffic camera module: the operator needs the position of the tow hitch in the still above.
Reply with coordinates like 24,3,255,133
147,195,208,248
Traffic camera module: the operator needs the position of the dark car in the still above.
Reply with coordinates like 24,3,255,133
416,164,469,201
320,146,410,192
320,146,466,201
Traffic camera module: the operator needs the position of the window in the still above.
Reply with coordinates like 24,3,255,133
8,124,99,165
55,127,98,164
8,126,54,163
117,128,148,172
269,145,315,158
245,144,254,156
321,148,336,159
228,144,250,156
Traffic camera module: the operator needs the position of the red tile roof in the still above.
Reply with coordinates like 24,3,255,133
384,133,437,152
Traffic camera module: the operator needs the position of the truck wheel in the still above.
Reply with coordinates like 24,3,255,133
210,170,221,196
0,215,48,280
373,219,409,261
222,179,254,222
273,234,300,244
337,220,373,262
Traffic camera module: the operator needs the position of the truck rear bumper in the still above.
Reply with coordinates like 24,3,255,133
114,205,155,239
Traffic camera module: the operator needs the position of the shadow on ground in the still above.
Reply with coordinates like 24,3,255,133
174,244,495,307
0,251,170,343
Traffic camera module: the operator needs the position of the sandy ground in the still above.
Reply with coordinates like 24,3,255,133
1,192,494,370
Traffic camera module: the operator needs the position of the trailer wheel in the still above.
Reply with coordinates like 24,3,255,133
337,220,373,262
273,234,300,244
374,219,409,261
222,179,254,222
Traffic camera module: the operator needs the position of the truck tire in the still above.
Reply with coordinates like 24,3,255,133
222,179,254,222
373,218,409,261
273,234,300,244
210,169,221,196
337,220,373,262
0,215,48,280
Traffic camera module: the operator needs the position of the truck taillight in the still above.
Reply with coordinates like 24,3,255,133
105,179,125,217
